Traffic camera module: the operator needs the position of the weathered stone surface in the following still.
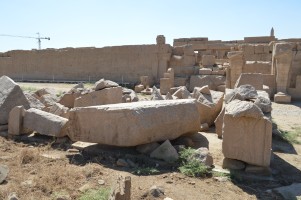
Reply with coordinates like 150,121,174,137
35,88,56,97
196,90,224,126
231,84,258,102
200,123,209,132
109,175,131,200
160,78,171,95
39,94,59,107
254,96,272,113
222,158,246,170
136,142,160,155
8,106,25,136
24,92,45,110
58,92,81,108
214,107,225,138
74,87,123,107
134,84,144,93
202,55,215,66
0,164,9,184
67,100,200,146
274,92,291,103
150,140,179,162
189,75,226,92
173,86,191,99
0,76,30,125
95,78,119,91
48,103,70,118
122,89,138,102
222,102,272,166
234,73,263,90
23,108,68,137
194,147,213,166
165,92,173,100
151,86,164,100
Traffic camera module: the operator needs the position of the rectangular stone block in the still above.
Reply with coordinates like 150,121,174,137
222,114,272,167
160,78,171,95
234,73,264,90
254,44,264,54
23,108,68,137
274,93,291,103
67,99,200,146
74,87,122,107
202,55,215,66
8,106,25,135
199,68,212,75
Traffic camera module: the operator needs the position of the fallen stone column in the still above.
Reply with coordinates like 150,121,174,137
67,99,200,146
23,108,68,137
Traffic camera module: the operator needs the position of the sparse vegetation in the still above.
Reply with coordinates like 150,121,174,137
178,147,210,177
56,90,64,97
278,127,301,144
132,167,160,175
20,85,38,92
79,188,110,200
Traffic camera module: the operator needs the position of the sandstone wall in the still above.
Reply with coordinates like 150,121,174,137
0,44,172,83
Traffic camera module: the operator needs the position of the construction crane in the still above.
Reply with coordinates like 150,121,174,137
0,32,50,50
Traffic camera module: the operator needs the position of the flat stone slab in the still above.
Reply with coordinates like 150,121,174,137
67,99,200,146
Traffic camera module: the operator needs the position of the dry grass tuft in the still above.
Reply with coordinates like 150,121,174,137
19,148,40,165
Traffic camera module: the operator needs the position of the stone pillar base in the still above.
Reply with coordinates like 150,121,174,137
274,92,291,103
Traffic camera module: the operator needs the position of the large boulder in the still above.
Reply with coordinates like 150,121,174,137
195,90,224,126
0,76,30,124
23,108,68,137
222,100,272,167
74,87,123,107
67,99,200,146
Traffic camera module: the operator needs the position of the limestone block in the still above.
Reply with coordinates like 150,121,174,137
39,94,59,107
173,86,191,99
214,107,225,138
74,87,122,107
67,99,200,146
23,108,68,137
199,68,212,75
174,77,188,87
24,92,45,110
48,103,70,118
196,90,224,126
202,55,215,66
0,76,30,125
234,73,264,90
109,175,131,200
222,101,272,167
254,44,264,54
95,79,119,91
243,61,272,74
189,75,226,92
274,92,291,103
8,106,25,136
59,93,81,108
160,78,171,95
134,84,144,93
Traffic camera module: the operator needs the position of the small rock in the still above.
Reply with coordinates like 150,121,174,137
222,158,246,170
214,177,228,182
136,142,160,155
149,185,165,198
0,164,9,184
165,92,173,100
151,86,164,100
189,181,196,185
194,147,213,166
150,140,179,162
21,180,34,188
8,192,19,200
78,183,94,192
67,148,79,153
200,123,209,132
116,158,129,167
98,179,105,185
95,79,119,91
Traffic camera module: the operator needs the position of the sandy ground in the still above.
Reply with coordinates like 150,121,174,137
0,83,300,199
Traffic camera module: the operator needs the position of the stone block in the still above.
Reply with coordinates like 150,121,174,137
189,75,226,92
214,107,225,138
58,92,81,108
254,44,264,54
150,140,179,162
0,76,30,125
274,92,291,103
202,55,215,66
134,84,144,93
8,106,25,136
94,79,119,91
74,87,122,107
234,73,264,90
199,68,212,75
67,99,200,146
23,108,68,137
174,77,188,87
222,100,272,167
160,78,171,95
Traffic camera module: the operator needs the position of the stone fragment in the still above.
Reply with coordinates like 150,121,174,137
0,76,30,124
234,73,263,90
74,87,123,107
222,101,272,167
39,94,59,107
48,103,70,118
196,90,224,126
222,158,246,170
134,84,144,93
95,78,119,91
189,75,226,92
165,92,173,100
151,86,164,100
136,142,160,155
214,107,225,138
8,192,19,200
160,78,171,95
274,92,291,103
8,106,25,136
173,86,191,99
109,175,131,200
24,92,45,110
150,140,179,162
122,89,138,102
23,108,68,137
67,99,200,146
35,88,56,97
194,147,213,166
0,164,9,184
58,92,81,108
254,96,272,113
148,185,165,198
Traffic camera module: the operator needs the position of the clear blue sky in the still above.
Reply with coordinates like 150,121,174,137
1,0,300,52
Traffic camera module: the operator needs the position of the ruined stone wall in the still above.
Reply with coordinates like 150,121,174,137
0,44,172,83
